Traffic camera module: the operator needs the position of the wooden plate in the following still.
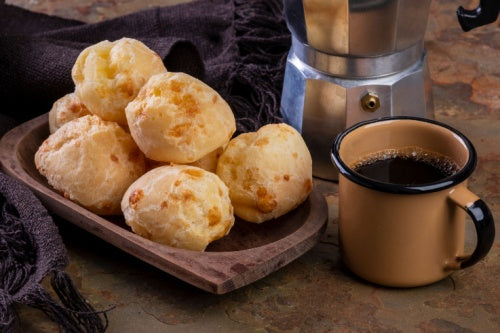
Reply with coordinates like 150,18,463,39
0,114,328,294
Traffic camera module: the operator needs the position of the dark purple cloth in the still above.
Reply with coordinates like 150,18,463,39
0,0,290,133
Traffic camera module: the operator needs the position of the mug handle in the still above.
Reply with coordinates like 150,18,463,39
447,187,495,269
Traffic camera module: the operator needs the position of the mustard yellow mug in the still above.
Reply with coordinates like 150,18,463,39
331,117,495,287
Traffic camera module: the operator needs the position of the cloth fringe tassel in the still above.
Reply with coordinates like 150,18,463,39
0,193,111,333
24,272,110,333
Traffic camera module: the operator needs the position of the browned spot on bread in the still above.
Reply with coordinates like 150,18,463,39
137,108,146,118
184,168,203,178
256,187,277,213
119,79,135,97
212,94,218,104
69,101,85,113
161,200,168,209
208,207,221,226
292,152,298,158
255,137,269,146
169,123,190,137
169,192,180,201
129,189,144,208
242,169,255,191
275,125,295,139
174,180,182,186
110,154,118,162
170,94,182,106
169,79,185,93
183,95,199,116
182,190,195,201
171,94,199,117
153,87,162,97
256,187,267,197
283,174,290,181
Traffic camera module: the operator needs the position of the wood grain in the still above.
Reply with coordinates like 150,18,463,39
0,114,328,294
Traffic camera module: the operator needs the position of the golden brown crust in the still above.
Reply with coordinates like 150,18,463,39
121,165,235,251
35,115,146,215
72,38,167,125
48,92,91,133
216,123,313,223
125,72,236,163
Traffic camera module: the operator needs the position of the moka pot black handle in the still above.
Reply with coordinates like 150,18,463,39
457,0,500,32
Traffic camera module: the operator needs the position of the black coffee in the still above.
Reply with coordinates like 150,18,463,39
352,149,459,185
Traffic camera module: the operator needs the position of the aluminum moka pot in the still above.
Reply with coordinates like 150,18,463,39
281,0,500,180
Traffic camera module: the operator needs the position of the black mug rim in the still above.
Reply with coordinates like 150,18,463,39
331,116,477,194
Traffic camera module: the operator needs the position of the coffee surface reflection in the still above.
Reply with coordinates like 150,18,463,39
352,148,460,185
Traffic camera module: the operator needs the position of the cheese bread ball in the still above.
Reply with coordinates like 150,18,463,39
121,165,235,251
35,115,146,215
125,72,236,163
48,92,91,133
216,123,313,223
72,37,167,125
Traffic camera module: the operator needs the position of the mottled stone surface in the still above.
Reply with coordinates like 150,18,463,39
6,0,499,332
5,0,193,23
